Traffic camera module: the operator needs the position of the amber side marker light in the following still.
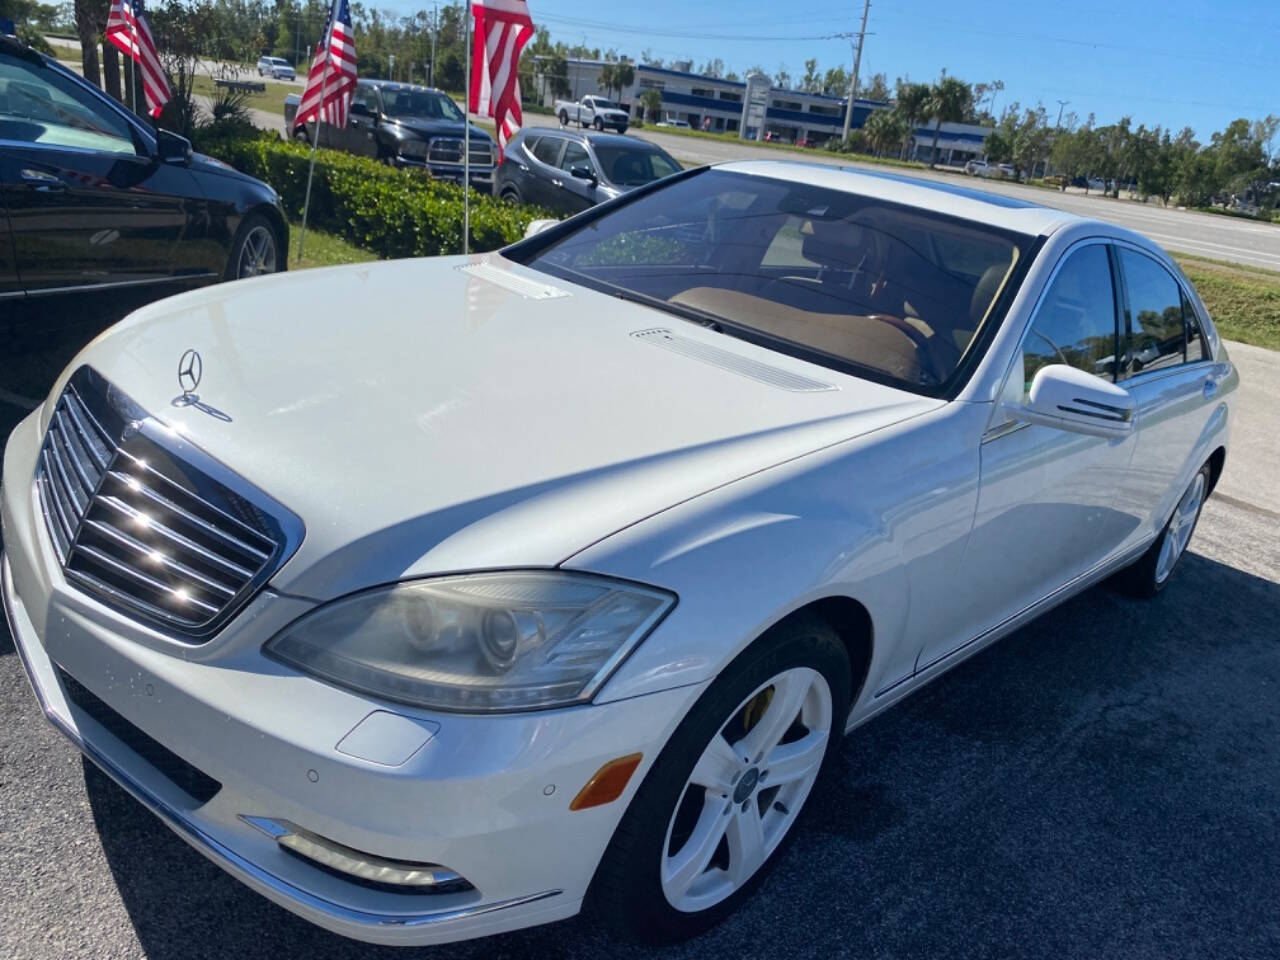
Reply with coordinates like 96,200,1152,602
570,753,644,811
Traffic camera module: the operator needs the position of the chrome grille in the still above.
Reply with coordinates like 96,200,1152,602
35,367,300,642
427,137,493,167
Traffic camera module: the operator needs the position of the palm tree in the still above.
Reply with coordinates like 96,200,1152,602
864,109,906,158
639,88,662,124
894,82,931,160
925,77,972,168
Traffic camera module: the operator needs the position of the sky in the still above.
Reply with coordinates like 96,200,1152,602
393,0,1279,141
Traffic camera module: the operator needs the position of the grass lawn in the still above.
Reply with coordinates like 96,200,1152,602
48,42,81,63
1175,255,1280,351
191,74,294,118
290,221,378,271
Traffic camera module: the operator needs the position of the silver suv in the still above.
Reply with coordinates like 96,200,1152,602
256,56,296,80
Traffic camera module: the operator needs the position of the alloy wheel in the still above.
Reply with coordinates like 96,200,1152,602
660,666,832,913
1155,471,1206,584
237,225,278,278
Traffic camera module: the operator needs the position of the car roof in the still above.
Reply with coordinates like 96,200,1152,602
523,130,659,150
715,159,1087,236
359,79,449,95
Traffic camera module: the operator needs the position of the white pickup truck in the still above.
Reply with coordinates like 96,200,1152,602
554,95,630,133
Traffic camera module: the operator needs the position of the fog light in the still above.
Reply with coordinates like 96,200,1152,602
241,816,469,890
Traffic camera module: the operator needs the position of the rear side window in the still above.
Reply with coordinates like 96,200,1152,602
1118,248,1185,374
1019,244,1118,396
531,136,562,166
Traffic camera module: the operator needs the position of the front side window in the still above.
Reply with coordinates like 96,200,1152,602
1119,248,1185,374
559,141,590,173
0,52,136,154
514,169,1030,393
352,86,380,114
1019,244,1118,397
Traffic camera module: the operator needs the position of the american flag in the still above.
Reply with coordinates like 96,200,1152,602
104,0,171,117
293,0,357,131
469,0,535,156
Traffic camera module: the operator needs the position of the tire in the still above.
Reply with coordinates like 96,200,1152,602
558,110,569,126
292,126,309,144
499,185,522,205
1115,462,1211,598
591,615,851,944
224,213,281,281
593,117,605,131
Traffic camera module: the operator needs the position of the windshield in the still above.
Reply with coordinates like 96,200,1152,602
384,89,465,122
516,170,1030,392
591,99,621,110
594,145,681,186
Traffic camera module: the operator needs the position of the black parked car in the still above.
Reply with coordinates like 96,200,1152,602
494,129,680,216
285,79,497,190
0,37,287,302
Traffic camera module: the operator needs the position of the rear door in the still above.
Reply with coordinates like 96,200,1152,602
525,133,565,210
0,166,19,297
0,48,196,292
1109,244,1221,551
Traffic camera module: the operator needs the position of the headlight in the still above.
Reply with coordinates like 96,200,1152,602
264,572,674,713
397,139,429,158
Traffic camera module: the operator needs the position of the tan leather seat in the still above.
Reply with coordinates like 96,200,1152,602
670,287,923,383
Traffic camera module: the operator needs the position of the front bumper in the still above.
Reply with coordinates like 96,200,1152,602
2,409,701,945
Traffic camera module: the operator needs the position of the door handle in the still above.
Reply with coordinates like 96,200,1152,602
1203,378,1218,398
20,168,66,192
551,179,563,188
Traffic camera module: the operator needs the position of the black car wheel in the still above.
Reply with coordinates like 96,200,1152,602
593,117,605,131
500,185,522,205
226,214,281,280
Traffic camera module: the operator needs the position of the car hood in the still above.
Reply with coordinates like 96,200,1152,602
67,255,940,600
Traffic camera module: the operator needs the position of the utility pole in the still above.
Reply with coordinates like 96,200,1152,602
841,0,871,144
1055,99,1070,129
429,2,438,86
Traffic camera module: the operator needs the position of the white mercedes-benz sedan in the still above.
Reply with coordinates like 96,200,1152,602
2,161,1235,946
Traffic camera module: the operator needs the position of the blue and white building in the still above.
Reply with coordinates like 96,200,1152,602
535,57,889,145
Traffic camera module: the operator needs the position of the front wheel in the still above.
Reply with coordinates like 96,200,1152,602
591,616,851,943
225,213,281,280
593,117,605,131
1116,463,1210,597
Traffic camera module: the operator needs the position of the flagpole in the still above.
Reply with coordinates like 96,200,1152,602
127,14,137,114
462,0,471,256
298,0,341,263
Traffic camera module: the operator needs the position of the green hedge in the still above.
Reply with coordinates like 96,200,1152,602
201,133,547,258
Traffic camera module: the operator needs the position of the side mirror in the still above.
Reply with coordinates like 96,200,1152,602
569,164,597,185
1022,364,1135,439
155,128,192,165
523,218,560,239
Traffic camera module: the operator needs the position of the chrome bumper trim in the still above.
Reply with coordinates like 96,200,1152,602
1,551,561,932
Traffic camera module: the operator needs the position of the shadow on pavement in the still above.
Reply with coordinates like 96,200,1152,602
65,550,1280,960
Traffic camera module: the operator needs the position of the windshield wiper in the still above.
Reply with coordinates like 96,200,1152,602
610,285,725,333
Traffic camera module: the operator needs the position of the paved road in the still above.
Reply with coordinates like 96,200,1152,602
1,297,1278,960
522,114,1280,271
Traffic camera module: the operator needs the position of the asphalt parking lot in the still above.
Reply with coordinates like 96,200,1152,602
1,297,1278,960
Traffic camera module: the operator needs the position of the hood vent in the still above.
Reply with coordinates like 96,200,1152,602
631,328,836,393
457,262,570,300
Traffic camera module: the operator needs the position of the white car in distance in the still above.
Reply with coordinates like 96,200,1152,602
2,161,1235,947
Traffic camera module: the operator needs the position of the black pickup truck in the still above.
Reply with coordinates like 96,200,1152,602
285,79,497,190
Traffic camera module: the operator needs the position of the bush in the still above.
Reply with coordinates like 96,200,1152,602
200,133,548,257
